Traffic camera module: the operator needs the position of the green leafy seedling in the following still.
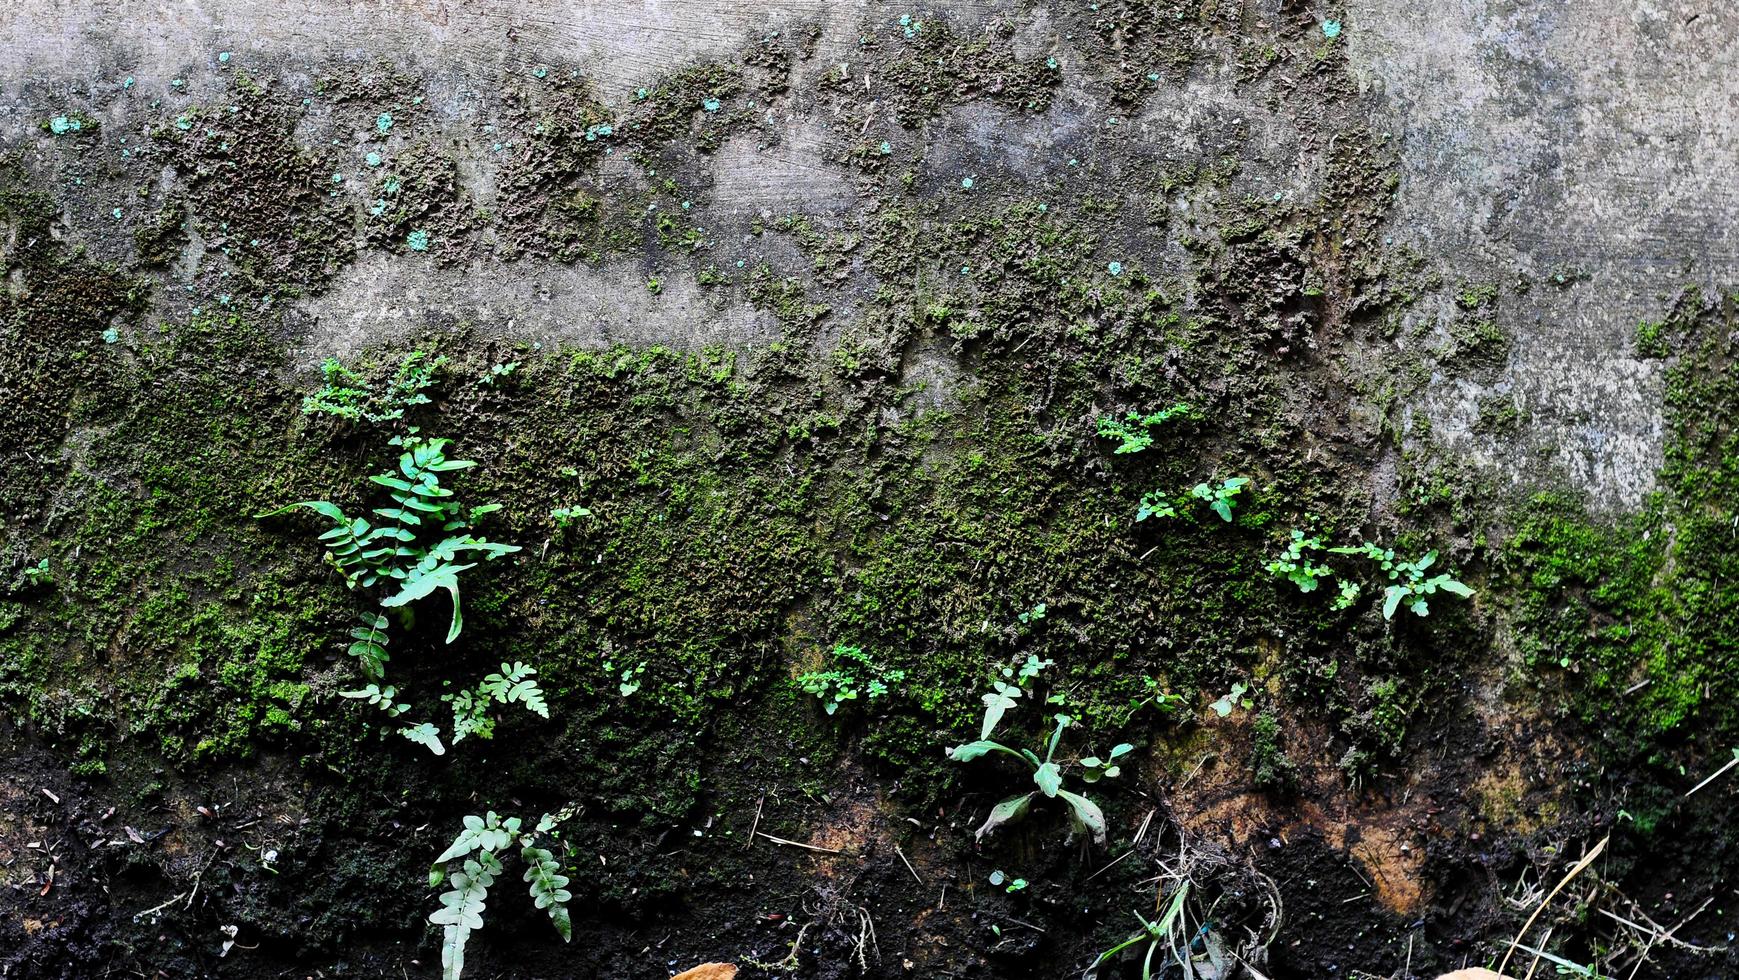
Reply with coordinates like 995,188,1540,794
1209,681,1249,718
1190,477,1249,522
1136,491,1177,522
1267,529,1332,591
1085,882,1191,980
946,659,1120,844
795,644,905,716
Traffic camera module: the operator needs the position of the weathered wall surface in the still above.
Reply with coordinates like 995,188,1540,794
1,2,1736,978
1350,0,1739,505
5,0,1725,502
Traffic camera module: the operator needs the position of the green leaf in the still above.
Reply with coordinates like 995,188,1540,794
1438,579,1474,598
1057,790,1108,844
430,864,492,980
382,564,475,643
975,793,1034,841
255,499,347,522
980,688,1019,740
1033,762,1063,797
946,740,1005,762
1382,586,1405,620
400,722,446,755
521,846,574,942
1108,743,1134,760
437,816,487,864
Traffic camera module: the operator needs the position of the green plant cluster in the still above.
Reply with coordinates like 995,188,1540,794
259,428,531,753
945,656,1130,844
1266,530,1473,620
303,350,446,423
1096,402,1192,454
429,811,573,980
795,643,907,715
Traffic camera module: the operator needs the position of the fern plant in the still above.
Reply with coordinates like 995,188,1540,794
443,662,551,743
429,811,573,980
259,432,521,644
303,349,445,423
260,430,541,754
1096,402,1192,454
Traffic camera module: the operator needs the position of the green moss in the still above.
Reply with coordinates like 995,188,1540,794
1249,710,1297,792
1501,292,1739,758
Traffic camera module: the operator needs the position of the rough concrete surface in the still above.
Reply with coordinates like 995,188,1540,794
4,0,1726,508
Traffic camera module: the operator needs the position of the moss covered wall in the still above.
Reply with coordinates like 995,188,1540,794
1,3,1737,978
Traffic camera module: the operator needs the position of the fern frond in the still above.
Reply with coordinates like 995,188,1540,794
521,846,573,941
447,689,496,743
345,612,390,680
480,663,549,718
399,721,446,756
430,856,495,980
381,562,476,643
339,683,409,718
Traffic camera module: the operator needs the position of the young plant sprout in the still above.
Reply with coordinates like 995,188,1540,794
946,656,1130,844
1085,882,1191,980
1190,477,1249,522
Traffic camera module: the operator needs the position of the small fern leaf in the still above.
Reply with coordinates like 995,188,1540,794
512,680,549,718
430,866,491,980
481,664,548,718
399,722,445,756
255,499,347,522
522,846,574,942
436,814,487,864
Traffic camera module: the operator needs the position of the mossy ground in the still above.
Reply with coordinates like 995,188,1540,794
1,7,1736,979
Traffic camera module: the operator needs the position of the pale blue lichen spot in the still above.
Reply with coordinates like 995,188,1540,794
1322,19,1342,38
407,229,431,251
376,111,393,133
